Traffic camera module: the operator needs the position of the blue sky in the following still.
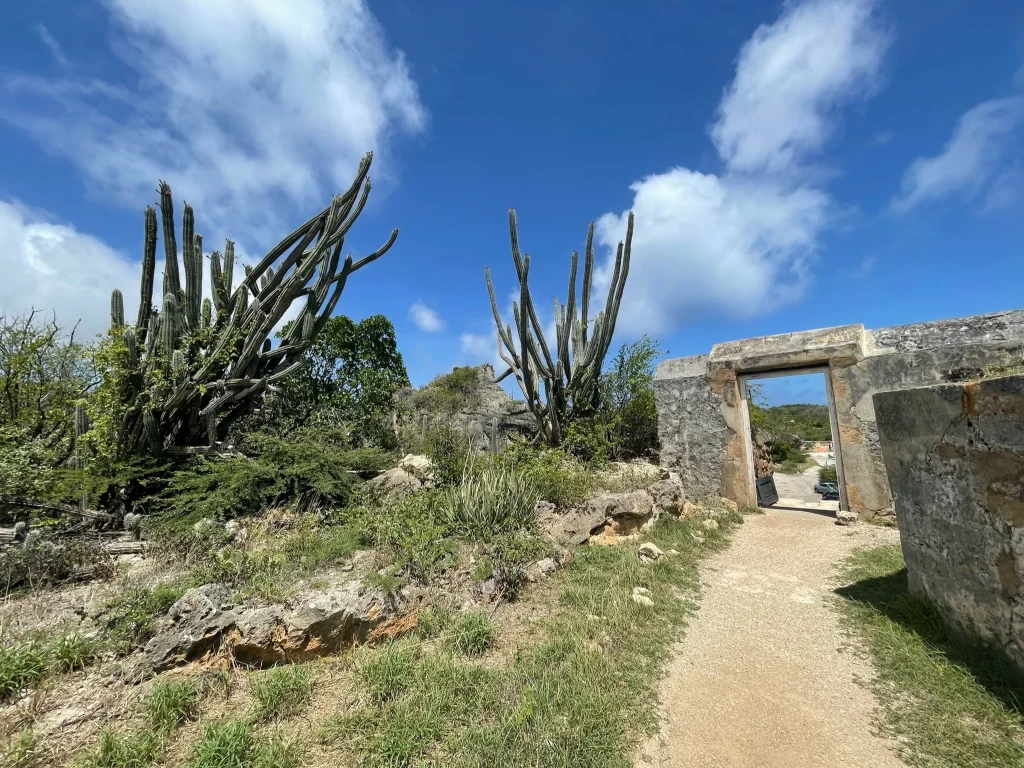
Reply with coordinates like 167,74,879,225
1,0,1021,397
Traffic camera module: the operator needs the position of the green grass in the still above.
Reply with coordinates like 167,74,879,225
0,642,49,703
447,612,496,657
187,721,298,768
250,666,314,722
101,582,188,653
83,729,162,768
147,679,200,731
835,545,1024,768
322,511,741,767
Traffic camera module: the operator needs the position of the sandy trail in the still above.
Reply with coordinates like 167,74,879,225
637,508,904,768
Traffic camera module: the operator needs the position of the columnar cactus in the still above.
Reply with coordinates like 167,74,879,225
485,209,634,446
108,152,397,455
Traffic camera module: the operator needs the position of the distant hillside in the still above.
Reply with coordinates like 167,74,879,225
753,403,832,442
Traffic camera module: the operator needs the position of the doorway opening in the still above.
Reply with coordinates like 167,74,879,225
737,367,847,513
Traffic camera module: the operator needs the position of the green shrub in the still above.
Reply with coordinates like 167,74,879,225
819,464,838,483
411,367,481,415
493,444,595,509
484,533,550,601
424,424,471,488
158,434,358,525
251,666,314,722
447,612,495,656
599,335,663,459
561,418,611,465
0,642,48,703
440,463,538,541
360,492,455,581
84,728,162,768
50,633,99,673
1,536,109,594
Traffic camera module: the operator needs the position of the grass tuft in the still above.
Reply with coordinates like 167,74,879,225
836,544,1024,768
447,611,496,656
250,665,314,722
358,642,417,705
82,728,162,768
187,720,298,768
147,679,200,731
0,642,48,703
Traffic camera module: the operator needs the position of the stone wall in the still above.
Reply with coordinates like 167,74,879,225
873,374,1024,670
655,310,1024,517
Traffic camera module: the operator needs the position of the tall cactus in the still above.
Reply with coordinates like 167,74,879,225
485,209,634,446
111,289,124,328
106,152,397,455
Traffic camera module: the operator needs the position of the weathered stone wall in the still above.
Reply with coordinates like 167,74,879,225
655,310,1024,516
873,374,1024,670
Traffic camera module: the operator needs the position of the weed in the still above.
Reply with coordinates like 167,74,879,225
447,612,495,656
492,445,595,508
415,605,452,639
3,727,38,767
82,728,161,768
425,424,472,488
187,721,252,768
362,570,404,597
363,491,456,581
358,642,417,704
101,582,187,653
835,545,1024,768
251,666,314,722
0,643,48,703
50,633,99,673
147,679,199,731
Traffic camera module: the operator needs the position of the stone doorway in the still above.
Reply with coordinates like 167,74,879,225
737,367,847,512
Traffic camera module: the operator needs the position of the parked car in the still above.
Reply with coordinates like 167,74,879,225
814,481,838,495
821,488,840,501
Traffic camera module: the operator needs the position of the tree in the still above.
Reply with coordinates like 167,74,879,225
598,335,664,459
258,314,409,446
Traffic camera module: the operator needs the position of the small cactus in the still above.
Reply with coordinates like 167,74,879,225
111,289,125,328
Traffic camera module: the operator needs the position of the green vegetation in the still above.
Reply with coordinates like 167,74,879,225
358,490,456,582
491,444,596,509
187,721,298,768
836,545,1024,768
322,511,741,767
412,366,481,415
485,209,633,447
819,464,837,484
101,582,188,653
748,398,831,443
424,423,472,488
599,335,663,459
447,611,496,656
441,462,539,540
147,679,201,731
771,441,816,474
0,631,101,703
251,666,314,722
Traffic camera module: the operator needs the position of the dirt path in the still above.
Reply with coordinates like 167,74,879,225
637,509,903,768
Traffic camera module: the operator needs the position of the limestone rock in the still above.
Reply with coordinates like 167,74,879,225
637,542,664,563
545,505,608,547
701,519,719,531
719,497,739,513
631,586,654,607
397,454,434,482
835,510,858,526
144,584,238,673
648,478,685,516
367,467,422,498
525,557,558,582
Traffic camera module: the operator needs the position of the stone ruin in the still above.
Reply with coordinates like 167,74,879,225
654,310,1024,520
654,308,1024,669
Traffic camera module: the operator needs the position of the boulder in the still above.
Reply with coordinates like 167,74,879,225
701,519,719,531
719,497,739,513
397,454,434,482
637,542,664,563
545,505,608,547
631,586,655,607
367,467,423,498
144,584,238,673
647,479,685,516
525,557,558,582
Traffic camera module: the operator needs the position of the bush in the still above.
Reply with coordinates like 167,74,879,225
158,433,360,525
440,463,538,541
819,464,838,484
411,367,480,415
477,533,550,601
101,583,187,653
0,535,110,594
424,424,471,488
359,491,455,581
561,418,611,465
493,444,595,509
599,335,663,459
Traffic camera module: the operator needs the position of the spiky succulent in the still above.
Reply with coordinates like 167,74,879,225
108,152,397,455
485,209,633,446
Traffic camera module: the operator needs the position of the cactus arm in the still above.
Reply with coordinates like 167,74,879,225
137,206,158,335
158,182,181,296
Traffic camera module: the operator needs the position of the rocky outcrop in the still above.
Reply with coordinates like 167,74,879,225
544,476,687,546
367,467,422,498
135,579,393,677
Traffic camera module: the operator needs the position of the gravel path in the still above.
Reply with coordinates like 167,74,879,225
637,509,904,768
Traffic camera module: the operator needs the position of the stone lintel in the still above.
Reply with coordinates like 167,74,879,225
708,324,865,374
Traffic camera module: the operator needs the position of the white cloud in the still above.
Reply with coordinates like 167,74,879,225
851,254,877,277
0,200,135,340
1,199,257,340
460,331,506,371
890,97,1023,213
711,0,888,174
596,0,889,336
409,301,445,332
35,24,69,68
3,0,425,247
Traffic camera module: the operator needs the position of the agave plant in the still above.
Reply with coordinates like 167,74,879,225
108,153,397,455
485,209,634,446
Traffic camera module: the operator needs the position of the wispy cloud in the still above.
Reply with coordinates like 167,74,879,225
851,254,877,278
34,24,69,68
890,96,1023,214
409,301,445,332
3,0,426,249
595,0,891,335
867,129,895,146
